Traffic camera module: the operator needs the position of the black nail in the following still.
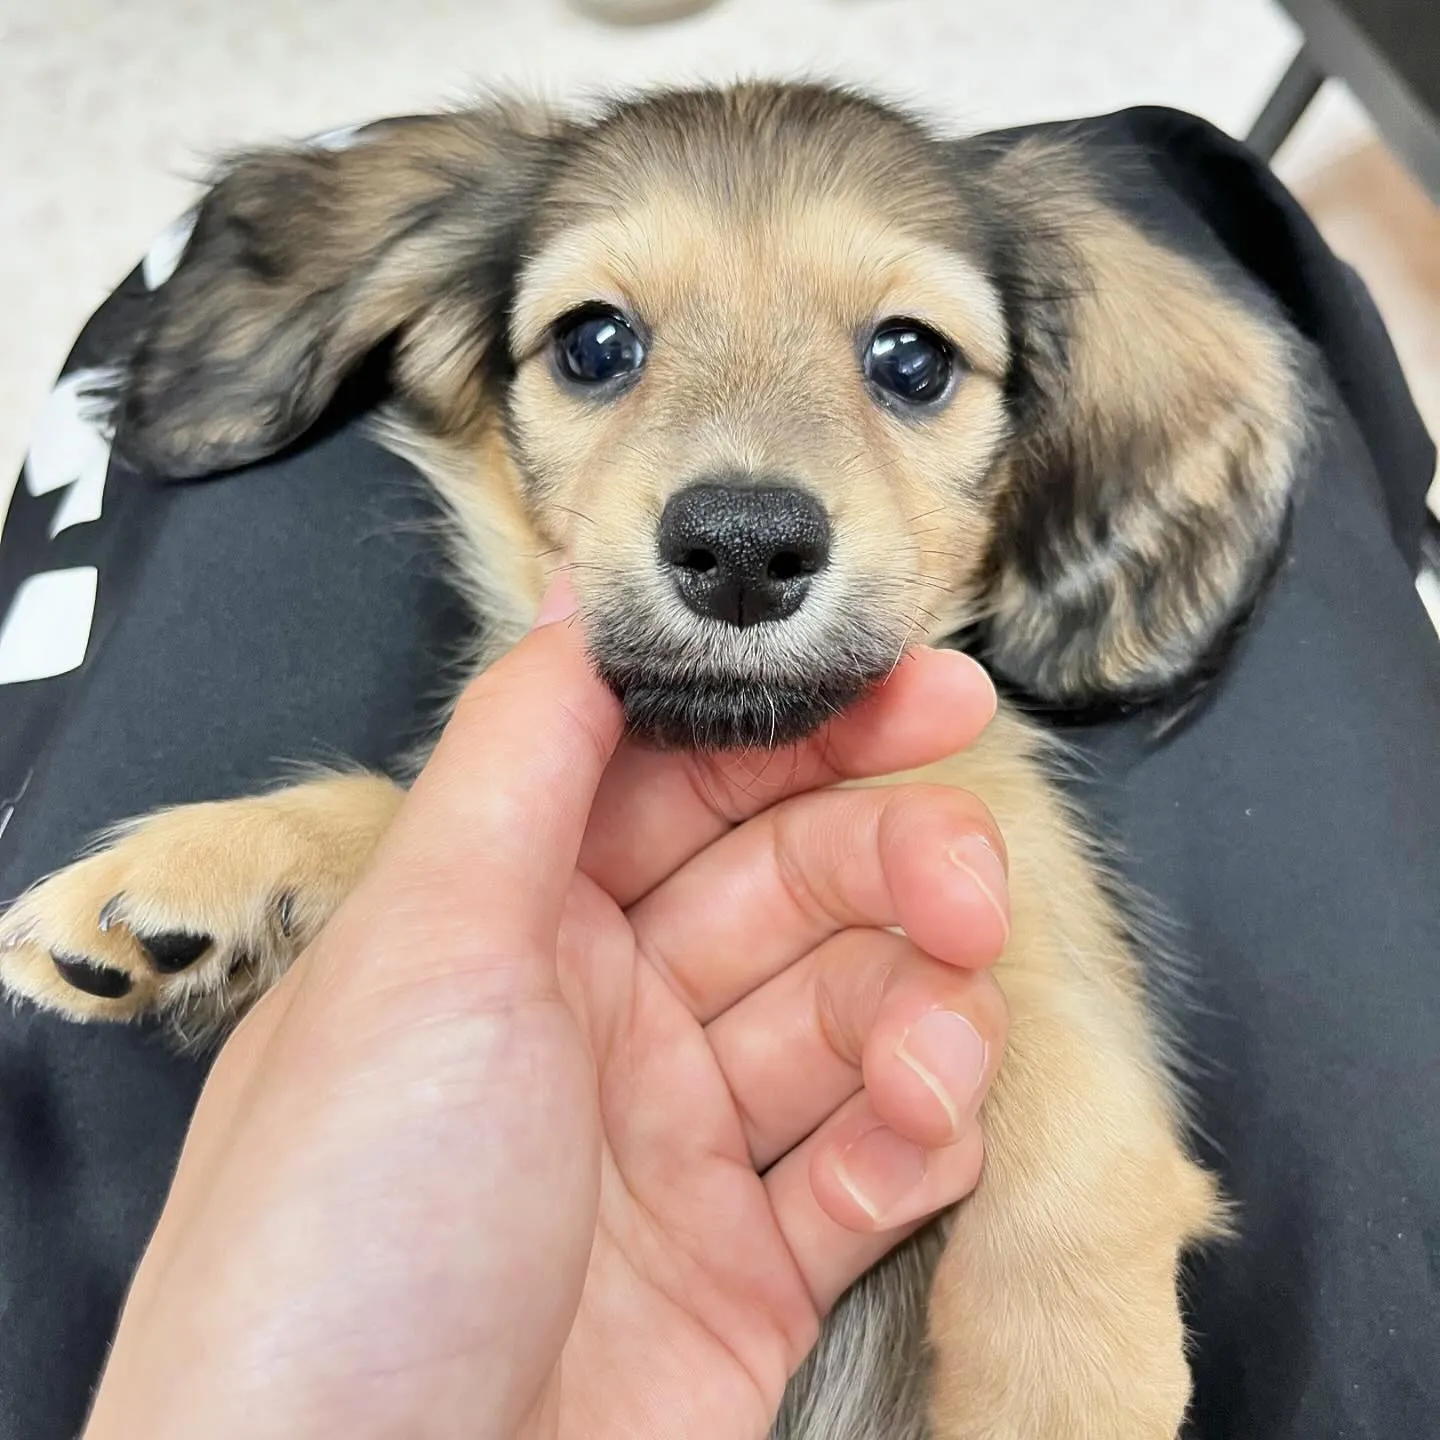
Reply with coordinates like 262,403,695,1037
52,952,133,998
137,932,211,973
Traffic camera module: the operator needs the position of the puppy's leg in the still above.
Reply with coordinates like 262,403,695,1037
896,715,1224,1439
0,774,402,1042
926,978,1220,1439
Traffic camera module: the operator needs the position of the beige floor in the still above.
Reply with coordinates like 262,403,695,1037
1,0,1435,526
1276,86,1440,508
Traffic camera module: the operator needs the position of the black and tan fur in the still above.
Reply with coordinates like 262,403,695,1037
0,84,1310,1438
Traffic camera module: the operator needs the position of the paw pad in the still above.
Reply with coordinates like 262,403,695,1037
51,952,133,998
136,931,212,973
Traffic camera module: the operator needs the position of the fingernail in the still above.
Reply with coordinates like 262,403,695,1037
532,573,579,629
946,834,1010,944
833,1126,928,1223
895,1009,989,1137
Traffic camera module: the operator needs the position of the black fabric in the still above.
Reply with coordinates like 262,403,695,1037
1,107,1436,1439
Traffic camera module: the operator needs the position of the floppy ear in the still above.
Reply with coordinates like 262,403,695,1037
969,138,1310,709
117,107,562,478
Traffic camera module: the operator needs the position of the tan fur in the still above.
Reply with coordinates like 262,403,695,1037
504,183,1012,659
978,150,1303,698
0,776,401,1041
0,82,1315,1438
889,727,1225,1438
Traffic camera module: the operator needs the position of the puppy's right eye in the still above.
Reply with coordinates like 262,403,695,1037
552,307,646,387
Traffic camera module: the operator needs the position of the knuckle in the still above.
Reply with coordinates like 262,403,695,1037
769,800,857,930
879,783,1006,861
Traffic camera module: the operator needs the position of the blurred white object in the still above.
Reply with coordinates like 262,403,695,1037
570,0,719,22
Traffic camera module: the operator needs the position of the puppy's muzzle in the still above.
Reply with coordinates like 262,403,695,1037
592,477,895,752
658,481,830,627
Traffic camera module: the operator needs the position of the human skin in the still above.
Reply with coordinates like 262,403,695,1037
82,582,1010,1440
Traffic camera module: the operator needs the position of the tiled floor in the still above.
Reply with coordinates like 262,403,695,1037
1,0,1435,536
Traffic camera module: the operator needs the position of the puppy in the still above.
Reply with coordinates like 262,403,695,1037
0,84,1309,1438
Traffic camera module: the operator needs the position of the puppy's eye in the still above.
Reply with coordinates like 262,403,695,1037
553,307,646,387
863,321,955,407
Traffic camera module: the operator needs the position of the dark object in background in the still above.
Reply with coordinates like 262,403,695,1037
1248,0,1440,196
0,107,1437,1440
570,0,719,23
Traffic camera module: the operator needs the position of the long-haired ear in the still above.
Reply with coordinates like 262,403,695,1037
117,106,562,478
969,138,1310,709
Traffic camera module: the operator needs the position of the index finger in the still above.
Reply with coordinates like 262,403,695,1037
578,646,996,907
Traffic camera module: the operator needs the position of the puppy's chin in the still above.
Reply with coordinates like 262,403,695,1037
597,664,874,752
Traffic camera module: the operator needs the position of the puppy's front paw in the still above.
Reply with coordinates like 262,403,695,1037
2,813,307,1040
0,778,400,1042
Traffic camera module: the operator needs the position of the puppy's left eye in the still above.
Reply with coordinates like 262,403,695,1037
553,307,646,387
863,321,955,407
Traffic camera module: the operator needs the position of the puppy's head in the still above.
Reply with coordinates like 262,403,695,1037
121,86,1307,750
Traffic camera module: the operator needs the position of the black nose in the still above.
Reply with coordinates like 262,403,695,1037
658,483,831,627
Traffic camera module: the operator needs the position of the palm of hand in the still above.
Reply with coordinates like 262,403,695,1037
552,873,817,1440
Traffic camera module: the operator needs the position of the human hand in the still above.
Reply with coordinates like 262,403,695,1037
82,582,1009,1440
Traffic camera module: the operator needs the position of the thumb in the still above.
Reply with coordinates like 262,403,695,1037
353,574,624,976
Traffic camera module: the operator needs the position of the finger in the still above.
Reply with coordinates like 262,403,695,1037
708,929,1007,1167
766,1091,986,1314
860,963,1005,1150
349,577,623,975
630,783,1009,1021
580,646,996,905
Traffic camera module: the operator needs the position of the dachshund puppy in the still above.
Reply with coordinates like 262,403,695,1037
0,84,1310,1439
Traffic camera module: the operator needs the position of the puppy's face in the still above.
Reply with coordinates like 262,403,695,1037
118,84,1305,750
506,133,1011,747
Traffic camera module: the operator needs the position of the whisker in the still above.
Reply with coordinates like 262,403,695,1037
550,502,599,529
